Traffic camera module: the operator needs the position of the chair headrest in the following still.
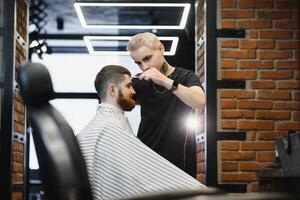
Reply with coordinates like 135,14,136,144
18,62,54,106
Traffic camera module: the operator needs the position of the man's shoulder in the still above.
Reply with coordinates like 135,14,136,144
77,119,125,140
76,115,112,135
174,67,195,75
173,67,202,88
173,67,198,80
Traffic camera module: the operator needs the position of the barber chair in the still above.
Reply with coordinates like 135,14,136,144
18,62,293,200
18,62,93,200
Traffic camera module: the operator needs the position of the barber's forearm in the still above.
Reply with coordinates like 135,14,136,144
162,78,206,110
173,85,206,110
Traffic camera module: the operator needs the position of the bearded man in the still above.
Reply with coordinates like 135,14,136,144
76,65,205,200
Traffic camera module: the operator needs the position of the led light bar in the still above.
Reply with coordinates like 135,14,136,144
74,3,190,29
84,36,179,56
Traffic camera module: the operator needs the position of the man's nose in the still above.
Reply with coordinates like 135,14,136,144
141,62,149,71
131,88,136,95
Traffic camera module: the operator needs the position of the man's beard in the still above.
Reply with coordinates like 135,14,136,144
117,90,136,111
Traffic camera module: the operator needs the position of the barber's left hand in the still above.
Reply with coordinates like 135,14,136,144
139,68,170,88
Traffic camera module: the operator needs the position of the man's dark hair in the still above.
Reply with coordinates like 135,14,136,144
94,65,131,101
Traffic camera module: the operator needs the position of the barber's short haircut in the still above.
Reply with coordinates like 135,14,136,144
94,65,131,100
127,32,161,52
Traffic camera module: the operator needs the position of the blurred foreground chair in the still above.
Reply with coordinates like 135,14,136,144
18,62,93,200
18,62,293,200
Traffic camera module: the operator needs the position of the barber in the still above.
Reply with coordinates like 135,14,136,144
127,32,206,177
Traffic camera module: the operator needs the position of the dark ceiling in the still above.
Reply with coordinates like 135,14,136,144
29,0,196,70
37,0,192,34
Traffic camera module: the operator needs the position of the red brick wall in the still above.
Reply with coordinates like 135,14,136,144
218,0,299,192
197,0,205,83
12,0,28,199
196,0,206,184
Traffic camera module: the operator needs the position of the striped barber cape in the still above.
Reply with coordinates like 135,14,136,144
77,103,206,200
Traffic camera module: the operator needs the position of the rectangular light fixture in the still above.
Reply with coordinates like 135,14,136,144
84,36,179,56
74,3,190,29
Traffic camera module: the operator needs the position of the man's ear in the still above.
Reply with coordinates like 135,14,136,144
107,84,118,97
158,43,165,54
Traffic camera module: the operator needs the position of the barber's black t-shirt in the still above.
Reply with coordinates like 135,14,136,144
132,67,203,177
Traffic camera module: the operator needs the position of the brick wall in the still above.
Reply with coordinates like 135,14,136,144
218,0,299,192
196,0,206,184
12,0,28,199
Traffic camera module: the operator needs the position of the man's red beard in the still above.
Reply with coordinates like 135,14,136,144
117,90,136,111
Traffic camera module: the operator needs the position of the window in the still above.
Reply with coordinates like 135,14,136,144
30,53,142,169
31,53,141,131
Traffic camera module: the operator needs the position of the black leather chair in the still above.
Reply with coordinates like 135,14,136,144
18,62,93,200
18,62,293,200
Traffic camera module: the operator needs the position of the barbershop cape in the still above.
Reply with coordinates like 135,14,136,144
77,103,205,200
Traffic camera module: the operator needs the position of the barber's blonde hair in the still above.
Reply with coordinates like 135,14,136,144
127,32,161,51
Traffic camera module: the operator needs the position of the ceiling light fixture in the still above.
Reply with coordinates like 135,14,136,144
84,36,179,56
74,3,190,29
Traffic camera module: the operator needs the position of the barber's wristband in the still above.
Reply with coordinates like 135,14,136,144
169,79,179,92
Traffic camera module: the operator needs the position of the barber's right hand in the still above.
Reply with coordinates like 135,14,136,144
139,68,172,89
